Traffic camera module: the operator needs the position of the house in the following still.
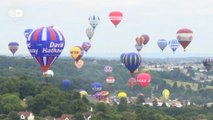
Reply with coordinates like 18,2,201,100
56,114,74,120
17,111,35,120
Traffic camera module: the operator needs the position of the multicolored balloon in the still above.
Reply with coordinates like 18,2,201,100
92,82,102,92
109,11,123,27
8,42,19,55
24,29,33,39
70,46,84,62
157,39,167,52
142,34,150,46
137,73,151,88
27,26,65,72
168,39,179,53
88,15,100,29
128,77,137,89
74,59,84,69
136,36,144,46
203,58,213,71
106,76,115,85
123,52,142,74
104,65,113,73
86,27,94,40
177,28,193,51
81,42,91,53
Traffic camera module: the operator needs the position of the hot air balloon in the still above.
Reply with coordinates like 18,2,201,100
120,53,126,64
162,89,170,100
101,91,110,103
109,11,123,27
86,27,94,40
135,44,143,52
136,36,144,46
79,90,88,98
92,82,102,92
168,39,179,54
123,52,142,75
128,77,137,89
142,34,150,46
137,73,151,88
106,76,115,85
141,68,149,73
177,28,193,51
74,59,84,69
70,46,84,62
203,58,213,71
104,66,113,73
81,42,91,53
157,39,167,52
8,42,19,55
24,29,33,39
95,91,103,101
43,69,54,78
118,92,127,99
27,26,65,72
132,69,139,76
88,15,100,29
62,79,71,91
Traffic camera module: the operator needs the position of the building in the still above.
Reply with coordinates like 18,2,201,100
55,114,74,120
17,112,35,120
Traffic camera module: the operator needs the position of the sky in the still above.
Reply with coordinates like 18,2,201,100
0,0,213,58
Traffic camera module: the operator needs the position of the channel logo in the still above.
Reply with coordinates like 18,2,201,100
8,9,23,18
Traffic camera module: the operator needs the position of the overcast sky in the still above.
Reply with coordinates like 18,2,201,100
0,0,213,58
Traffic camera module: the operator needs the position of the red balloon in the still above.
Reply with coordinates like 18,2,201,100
142,34,150,45
128,77,137,89
137,73,151,88
109,11,123,27
176,28,193,51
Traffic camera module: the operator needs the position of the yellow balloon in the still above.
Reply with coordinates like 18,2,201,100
75,59,84,69
70,46,83,61
162,89,170,100
118,92,127,98
80,90,88,98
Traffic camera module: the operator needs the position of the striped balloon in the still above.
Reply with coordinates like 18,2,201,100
168,39,179,54
8,42,19,55
27,26,65,72
123,52,142,74
86,27,94,40
88,15,100,29
203,58,213,71
81,42,91,53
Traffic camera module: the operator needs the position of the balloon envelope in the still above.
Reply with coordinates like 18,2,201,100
8,42,19,55
86,27,94,40
27,26,65,72
128,77,137,88
142,34,150,45
203,58,213,71
70,46,84,61
74,59,84,69
92,82,102,92
81,42,91,53
177,28,193,51
137,73,151,88
88,15,100,29
106,76,115,84
104,66,113,73
118,92,127,98
109,11,123,27
62,79,71,90
157,39,167,51
43,70,54,78
136,36,144,46
123,52,142,74
135,44,143,52
168,39,179,53
24,29,33,39
162,89,170,100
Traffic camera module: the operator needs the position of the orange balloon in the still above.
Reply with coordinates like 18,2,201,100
136,36,144,46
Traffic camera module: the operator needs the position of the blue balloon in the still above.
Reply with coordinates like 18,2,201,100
62,79,71,91
27,26,65,72
168,39,179,53
92,82,102,92
157,39,167,52
123,52,142,74
24,29,33,39
120,53,126,63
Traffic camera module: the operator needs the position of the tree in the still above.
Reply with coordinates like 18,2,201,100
121,112,136,120
8,111,19,120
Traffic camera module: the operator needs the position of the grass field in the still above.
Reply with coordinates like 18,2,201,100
164,79,213,91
